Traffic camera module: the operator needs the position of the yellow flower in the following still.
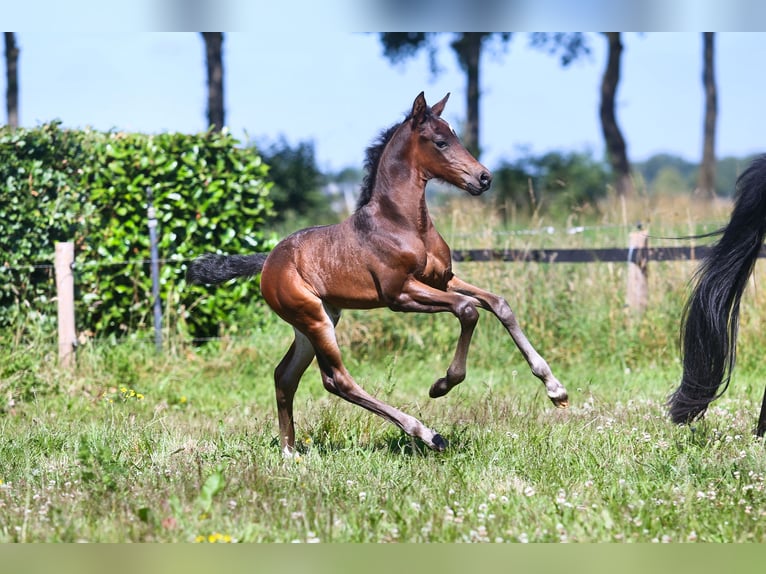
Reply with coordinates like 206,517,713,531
196,531,233,543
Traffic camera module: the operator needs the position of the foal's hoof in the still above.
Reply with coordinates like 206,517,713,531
549,389,569,408
431,433,448,452
429,377,451,398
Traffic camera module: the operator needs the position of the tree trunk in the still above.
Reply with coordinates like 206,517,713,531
451,33,486,158
698,32,717,198
599,33,633,196
201,32,224,132
4,32,19,129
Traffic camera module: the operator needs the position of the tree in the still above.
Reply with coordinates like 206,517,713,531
448,33,495,157
4,33,19,129
378,33,589,160
599,32,634,197
698,32,717,198
258,137,334,224
653,166,693,196
528,32,591,66
201,32,224,132
379,33,509,158
491,149,609,219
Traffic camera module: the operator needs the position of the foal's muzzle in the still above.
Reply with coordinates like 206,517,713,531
465,170,492,195
479,171,492,191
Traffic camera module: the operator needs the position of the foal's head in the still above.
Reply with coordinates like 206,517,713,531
407,92,492,195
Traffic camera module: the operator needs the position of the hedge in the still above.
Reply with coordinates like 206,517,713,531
0,122,274,341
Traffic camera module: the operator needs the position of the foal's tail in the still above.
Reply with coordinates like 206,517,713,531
186,253,269,285
669,155,766,426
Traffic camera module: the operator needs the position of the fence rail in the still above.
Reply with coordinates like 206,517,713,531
0,246,732,270
453,244,766,264
451,245,715,263
38,231,761,365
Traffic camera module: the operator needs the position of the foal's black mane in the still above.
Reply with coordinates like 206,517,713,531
356,107,426,210
356,122,401,209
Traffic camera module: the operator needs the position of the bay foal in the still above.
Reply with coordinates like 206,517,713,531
188,92,568,454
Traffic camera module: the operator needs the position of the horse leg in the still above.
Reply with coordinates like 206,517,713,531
312,311,447,450
756,385,766,438
427,299,477,398
285,296,447,451
274,329,316,456
447,276,568,408
390,278,480,398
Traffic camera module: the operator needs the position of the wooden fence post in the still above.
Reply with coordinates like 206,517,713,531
55,242,76,368
627,228,649,313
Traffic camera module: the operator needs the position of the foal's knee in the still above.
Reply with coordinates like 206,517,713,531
455,299,479,327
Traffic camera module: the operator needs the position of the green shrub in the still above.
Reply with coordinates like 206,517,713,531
488,150,610,219
0,123,87,333
257,137,335,225
0,122,274,341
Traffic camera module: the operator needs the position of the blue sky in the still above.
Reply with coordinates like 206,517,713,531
5,31,766,173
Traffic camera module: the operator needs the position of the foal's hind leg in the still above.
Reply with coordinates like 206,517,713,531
757,385,766,438
448,276,568,407
299,299,447,451
274,329,315,456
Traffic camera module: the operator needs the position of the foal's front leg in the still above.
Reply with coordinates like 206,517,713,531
392,278,481,398
447,276,569,408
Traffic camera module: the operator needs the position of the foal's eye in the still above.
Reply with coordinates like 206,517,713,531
435,140,448,150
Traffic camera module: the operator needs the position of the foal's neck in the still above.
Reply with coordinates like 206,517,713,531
367,133,433,234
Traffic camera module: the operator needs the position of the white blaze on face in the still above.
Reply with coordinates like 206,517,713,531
442,119,458,137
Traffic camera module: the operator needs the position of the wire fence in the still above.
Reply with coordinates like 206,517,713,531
0,217,730,273
4,221,751,355
0,257,194,273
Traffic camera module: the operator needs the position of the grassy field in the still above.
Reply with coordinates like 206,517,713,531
2,195,766,543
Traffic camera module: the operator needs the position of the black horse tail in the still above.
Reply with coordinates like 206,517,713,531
669,155,766,426
186,253,269,285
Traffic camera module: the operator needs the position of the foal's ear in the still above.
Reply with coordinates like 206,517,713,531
411,91,428,124
430,93,450,117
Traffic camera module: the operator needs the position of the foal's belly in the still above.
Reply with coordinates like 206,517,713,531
262,223,454,313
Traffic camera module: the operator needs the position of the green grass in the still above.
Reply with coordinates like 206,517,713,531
1,338,764,543
2,194,766,542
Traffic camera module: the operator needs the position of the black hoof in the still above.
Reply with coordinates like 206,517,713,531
429,378,450,398
432,433,448,452
549,390,569,408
